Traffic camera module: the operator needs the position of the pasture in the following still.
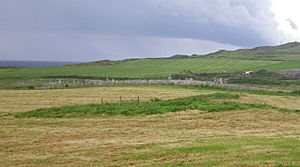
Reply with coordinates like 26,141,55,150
209,41,300,61
1,85,300,166
1,57,298,79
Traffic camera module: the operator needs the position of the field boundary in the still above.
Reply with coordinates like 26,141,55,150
35,79,236,89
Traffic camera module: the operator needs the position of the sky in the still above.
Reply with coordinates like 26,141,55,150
0,0,299,62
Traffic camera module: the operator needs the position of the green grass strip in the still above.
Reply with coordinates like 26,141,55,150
14,93,275,118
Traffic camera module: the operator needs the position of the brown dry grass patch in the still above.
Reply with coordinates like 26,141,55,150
1,109,299,166
232,94,300,110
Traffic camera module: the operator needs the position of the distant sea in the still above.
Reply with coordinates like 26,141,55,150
0,60,81,67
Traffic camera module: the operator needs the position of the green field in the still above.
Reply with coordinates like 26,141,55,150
1,85,300,166
1,57,299,79
1,42,300,80
208,41,300,61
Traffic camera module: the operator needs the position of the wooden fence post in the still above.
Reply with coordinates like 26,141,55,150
137,96,140,103
101,98,104,104
120,96,122,105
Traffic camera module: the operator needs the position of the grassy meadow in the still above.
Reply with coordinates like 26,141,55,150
209,42,300,61
1,57,298,79
1,85,300,166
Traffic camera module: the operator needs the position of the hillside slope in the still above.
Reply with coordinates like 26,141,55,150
202,42,300,61
1,58,299,79
0,42,300,79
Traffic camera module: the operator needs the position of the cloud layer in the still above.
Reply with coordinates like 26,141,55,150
0,0,285,61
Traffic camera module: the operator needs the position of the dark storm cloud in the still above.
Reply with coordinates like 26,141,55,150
0,0,280,61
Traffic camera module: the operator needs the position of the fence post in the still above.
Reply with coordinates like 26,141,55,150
137,96,140,103
101,98,104,104
120,96,122,105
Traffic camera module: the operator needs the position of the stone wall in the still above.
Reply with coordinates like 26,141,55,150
44,79,228,88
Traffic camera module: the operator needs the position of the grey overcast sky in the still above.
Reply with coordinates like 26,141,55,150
0,0,300,62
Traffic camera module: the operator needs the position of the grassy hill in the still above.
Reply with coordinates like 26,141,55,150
0,58,293,79
0,42,300,79
202,41,300,61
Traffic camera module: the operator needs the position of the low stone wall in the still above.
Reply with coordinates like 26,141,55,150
20,78,273,92
45,79,228,88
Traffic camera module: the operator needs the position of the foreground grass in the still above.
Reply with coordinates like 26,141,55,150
120,137,300,167
1,109,300,166
1,86,300,166
14,93,275,118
